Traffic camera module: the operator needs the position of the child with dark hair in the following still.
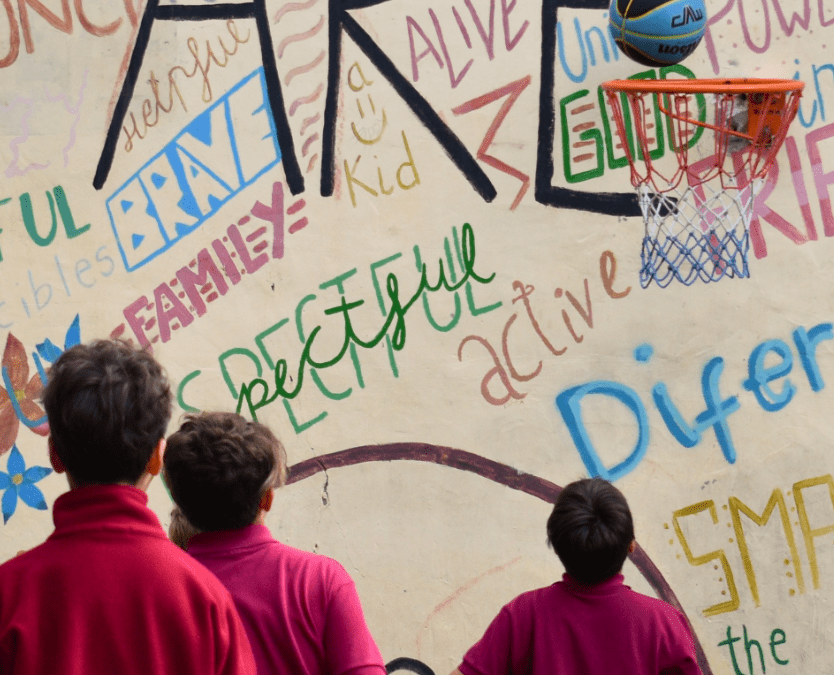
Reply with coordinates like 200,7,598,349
0,340,256,675
164,411,386,675
451,478,700,675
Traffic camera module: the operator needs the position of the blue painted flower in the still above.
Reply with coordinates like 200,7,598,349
0,446,52,524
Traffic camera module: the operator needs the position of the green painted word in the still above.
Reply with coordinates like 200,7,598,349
236,222,494,419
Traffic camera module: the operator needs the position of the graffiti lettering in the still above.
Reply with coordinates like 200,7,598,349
234,222,494,419
556,323,834,480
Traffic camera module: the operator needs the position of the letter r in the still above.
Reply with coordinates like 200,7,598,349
555,381,649,481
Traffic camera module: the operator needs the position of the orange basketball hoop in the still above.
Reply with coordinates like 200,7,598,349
601,77,804,287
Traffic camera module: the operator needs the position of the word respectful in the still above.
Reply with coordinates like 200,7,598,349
234,222,494,420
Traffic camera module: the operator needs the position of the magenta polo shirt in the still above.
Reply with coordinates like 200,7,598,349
459,574,700,675
187,524,386,675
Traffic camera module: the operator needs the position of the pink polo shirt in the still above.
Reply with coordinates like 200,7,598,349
459,574,700,675
188,524,386,675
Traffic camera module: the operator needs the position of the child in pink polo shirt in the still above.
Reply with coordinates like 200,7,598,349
163,411,387,675
452,478,701,675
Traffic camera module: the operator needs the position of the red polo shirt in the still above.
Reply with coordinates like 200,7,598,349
0,485,256,675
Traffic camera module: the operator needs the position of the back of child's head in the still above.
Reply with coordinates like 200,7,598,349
41,339,172,486
163,412,287,532
546,477,634,584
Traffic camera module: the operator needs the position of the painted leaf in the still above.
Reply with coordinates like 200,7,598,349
36,339,62,363
64,315,81,350
0,391,17,454
2,335,28,391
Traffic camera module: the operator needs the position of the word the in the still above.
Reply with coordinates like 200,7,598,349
123,181,304,346
106,68,281,271
407,0,530,88
673,474,834,616
718,625,788,674
556,322,833,481
235,223,494,418
458,250,630,405
0,186,89,262
344,62,420,206
176,223,501,433
0,247,115,330
0,0,138,70
122,20,251,152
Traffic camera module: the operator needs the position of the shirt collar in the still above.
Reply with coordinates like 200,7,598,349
561,572,628,596
187,523,274,556
50,484,164,538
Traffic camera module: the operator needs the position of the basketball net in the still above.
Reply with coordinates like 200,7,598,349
601,79,803,288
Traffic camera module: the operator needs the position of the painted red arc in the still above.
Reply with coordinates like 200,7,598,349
286,442,713,675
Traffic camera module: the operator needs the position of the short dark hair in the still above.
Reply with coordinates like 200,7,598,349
546,478,634,584
163,412,287,532
41,339,172,485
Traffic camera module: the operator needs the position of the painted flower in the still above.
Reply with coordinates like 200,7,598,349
0,335,49,454
0,446,51,523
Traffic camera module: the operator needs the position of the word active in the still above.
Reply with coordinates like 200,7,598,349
459,250,630,405
106,68,281,271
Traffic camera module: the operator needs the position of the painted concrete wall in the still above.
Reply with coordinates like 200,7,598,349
0,1,831,673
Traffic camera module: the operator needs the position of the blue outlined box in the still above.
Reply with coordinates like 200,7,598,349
107,68,282,271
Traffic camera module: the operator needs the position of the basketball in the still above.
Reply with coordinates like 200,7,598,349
608,0,708,68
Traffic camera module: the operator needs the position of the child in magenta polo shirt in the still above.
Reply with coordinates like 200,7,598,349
452,478,701,675
0,340,255,675
163,411,387,675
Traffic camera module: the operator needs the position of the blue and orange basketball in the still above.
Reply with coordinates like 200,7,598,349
609,0,707,67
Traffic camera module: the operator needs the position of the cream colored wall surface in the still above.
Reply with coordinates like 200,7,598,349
0,0,831,673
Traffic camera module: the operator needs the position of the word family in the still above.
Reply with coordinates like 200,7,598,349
121,181,305,346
